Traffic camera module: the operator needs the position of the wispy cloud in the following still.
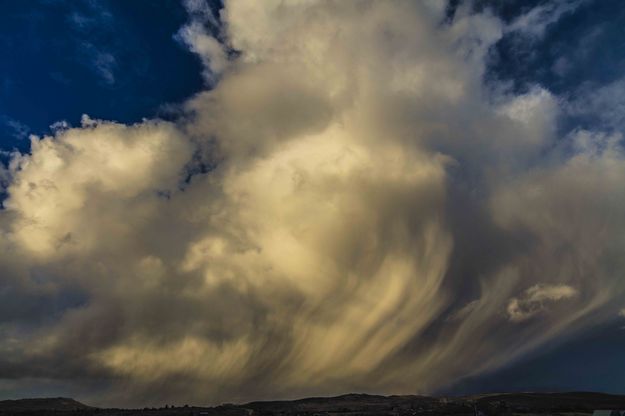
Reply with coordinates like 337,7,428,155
507,0,588,38
66,1,118,85
85,45,117,85
176,0,227,83
1,116,30,140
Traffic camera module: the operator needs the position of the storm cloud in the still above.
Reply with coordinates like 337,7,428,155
0,0,624,407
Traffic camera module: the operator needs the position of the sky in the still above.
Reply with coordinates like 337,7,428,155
0,0,624,408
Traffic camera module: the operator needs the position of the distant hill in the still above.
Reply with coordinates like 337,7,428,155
467,392,625,414
2,392,625,415
0,397,92,412
200,392,625,415
241,392,625,415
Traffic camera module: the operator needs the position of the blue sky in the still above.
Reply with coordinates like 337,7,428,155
1,0,625,406
0,0,205,153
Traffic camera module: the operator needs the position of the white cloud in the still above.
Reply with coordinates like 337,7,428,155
5,117,193,258
507,284,578,322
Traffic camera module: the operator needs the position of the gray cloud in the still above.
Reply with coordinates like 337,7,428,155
0,0,624,408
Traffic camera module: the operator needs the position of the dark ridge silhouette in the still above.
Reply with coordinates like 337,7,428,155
2,392,625,415
0,397,92,412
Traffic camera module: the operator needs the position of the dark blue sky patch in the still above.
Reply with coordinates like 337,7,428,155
0,0,204,153
442,319,625,395
478,0,625,138
486,0,625,96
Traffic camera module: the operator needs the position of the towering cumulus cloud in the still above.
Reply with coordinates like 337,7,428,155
1,0,624,407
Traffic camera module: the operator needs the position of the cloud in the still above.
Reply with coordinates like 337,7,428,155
176,0,227,83
1,116,30,141
567,76,625,131
5,115,192,258
507,0,587,38
0,0,625,408
65,1,119,85
76,42,117,85
507,284,578,322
